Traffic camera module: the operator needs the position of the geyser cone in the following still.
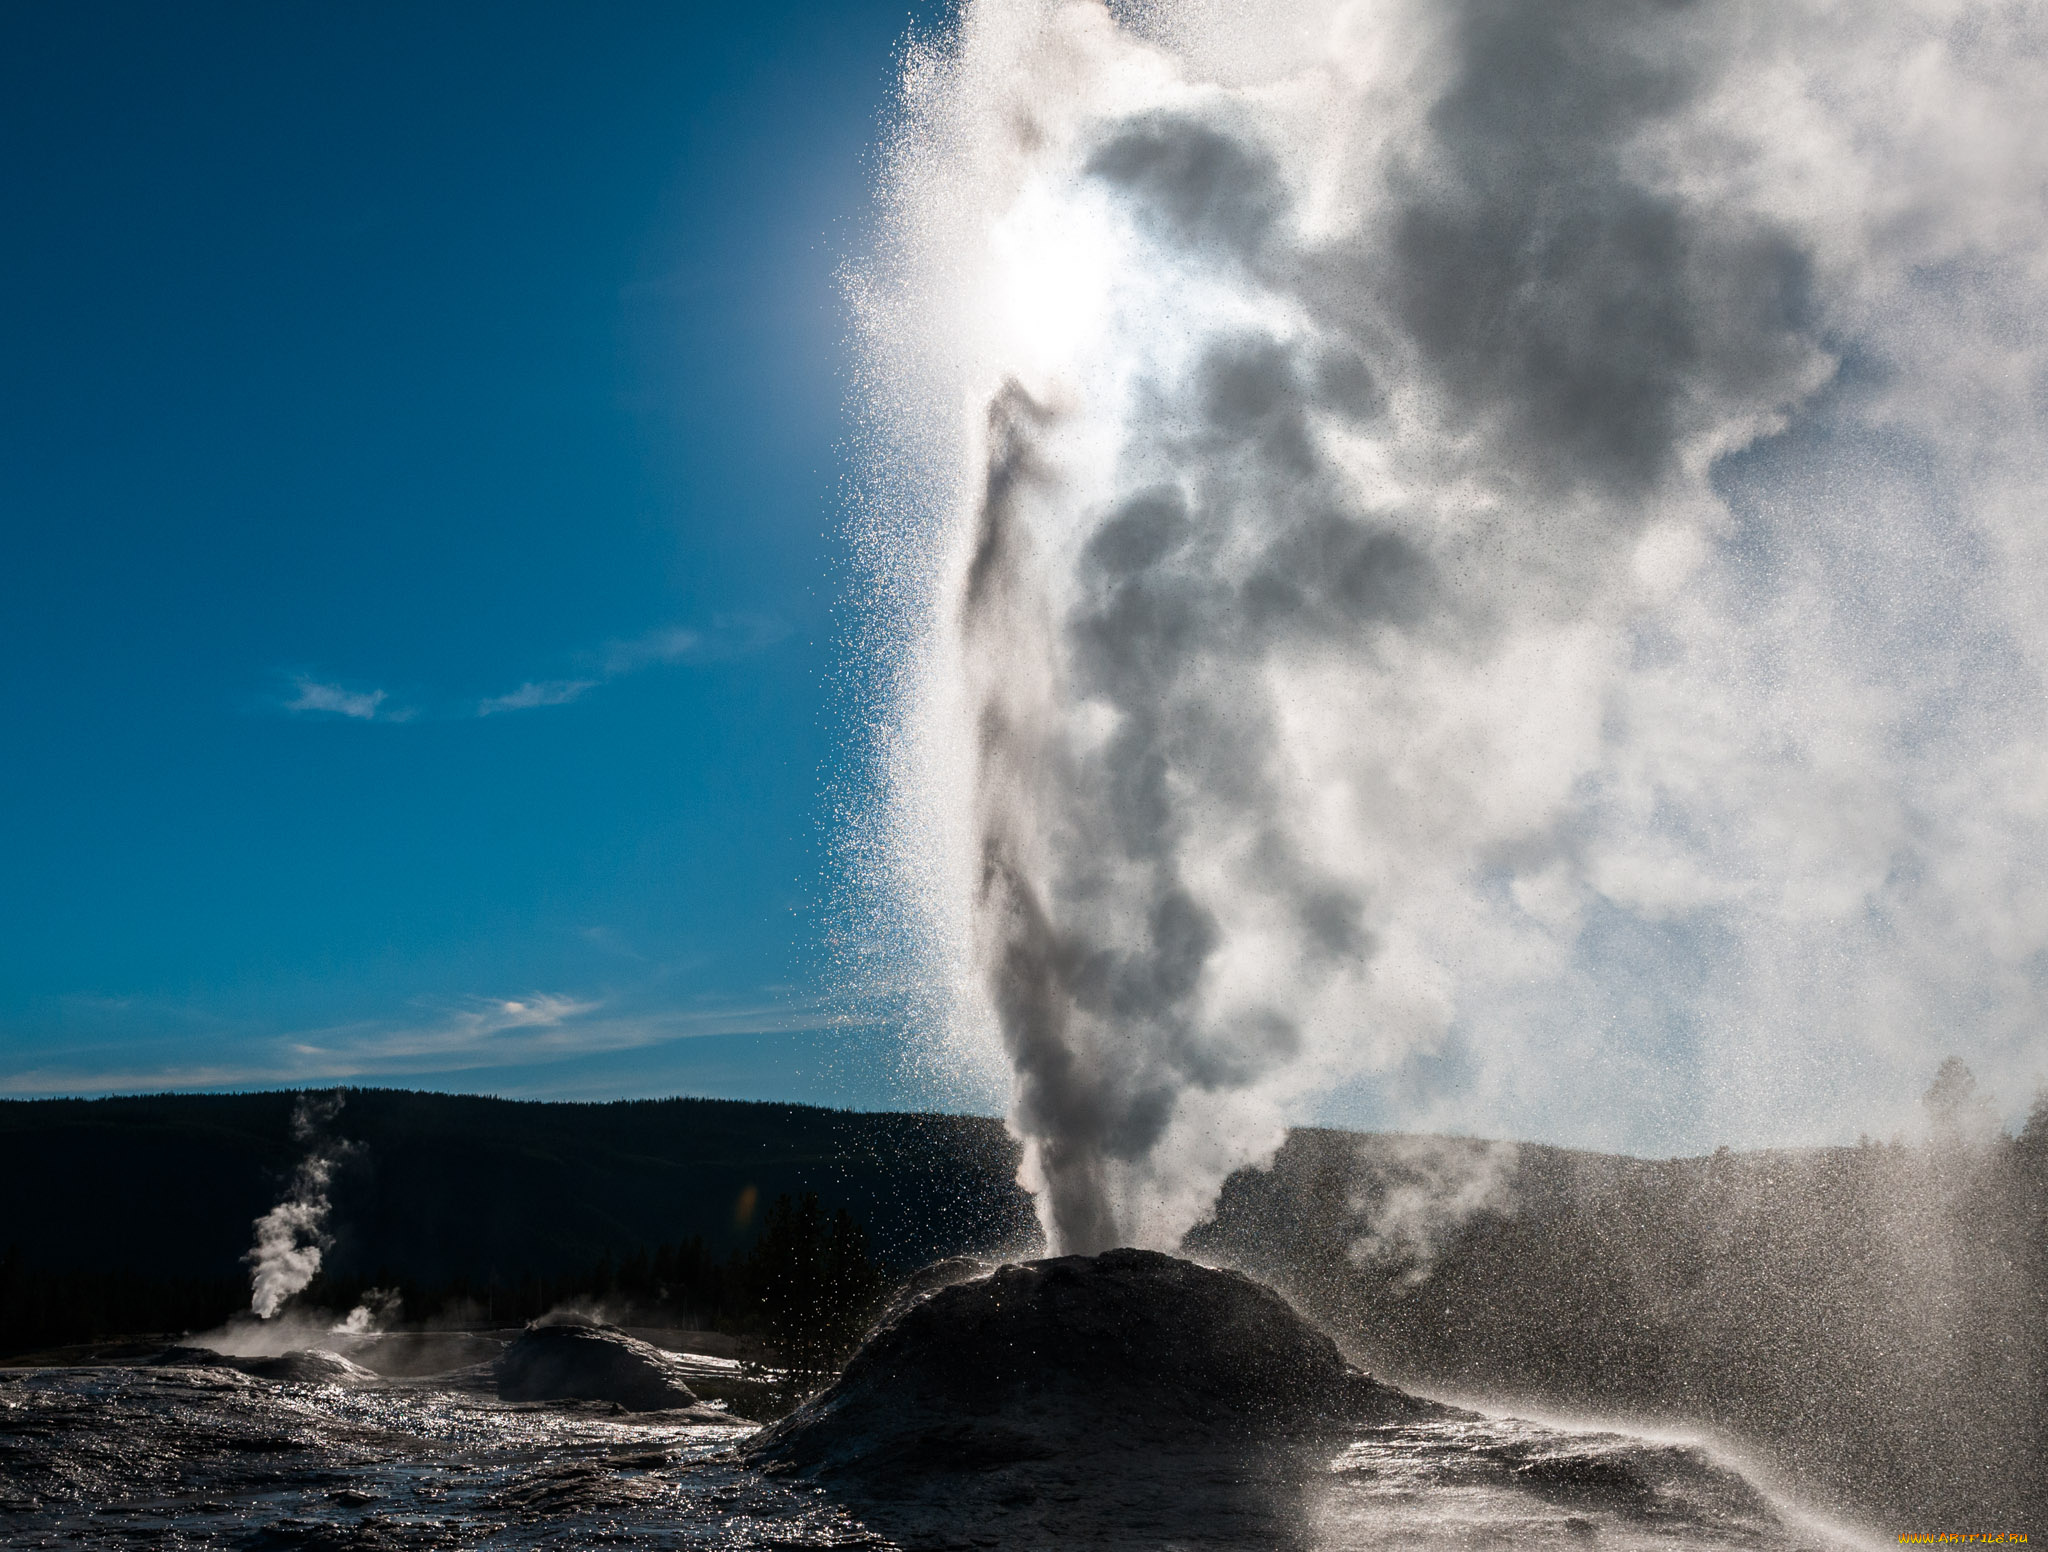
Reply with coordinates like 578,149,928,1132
748,1249,1452,1547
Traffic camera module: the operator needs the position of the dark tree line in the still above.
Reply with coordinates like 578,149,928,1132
745,1192,888,1393
0,1248,246,1356
1,1192,888,1380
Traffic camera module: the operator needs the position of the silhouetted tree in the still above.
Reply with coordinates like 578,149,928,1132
744,1193,885,1400
1924,1056,1997,1148
2019,1086,2048,1154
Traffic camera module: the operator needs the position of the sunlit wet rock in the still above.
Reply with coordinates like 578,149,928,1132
151,1345,379,1385
1,1351,1865,1550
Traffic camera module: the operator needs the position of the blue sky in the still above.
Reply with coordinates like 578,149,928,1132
0,1,947,1104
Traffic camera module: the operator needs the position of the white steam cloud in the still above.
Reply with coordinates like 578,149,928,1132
246,1091,356,1319
843,0,2048,1253
1347,1135,1520,1286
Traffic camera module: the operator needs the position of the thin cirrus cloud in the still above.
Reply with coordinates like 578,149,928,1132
0,989,841,1097
473,622,710,716
280,616,785,723
285,677,395,721
475,678,601,717
600,624,705,676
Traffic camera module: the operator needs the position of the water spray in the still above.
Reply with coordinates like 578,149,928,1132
847,0,2048,1252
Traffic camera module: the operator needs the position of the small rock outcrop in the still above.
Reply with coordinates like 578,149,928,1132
496,1316,728,1415
151,1346,379,1385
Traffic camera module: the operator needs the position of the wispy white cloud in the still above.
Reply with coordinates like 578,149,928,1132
281,992,604,1065
601,625,703,676
285,678,392,721
468,614,789,718
476,678,600,716
278,615,789,726
586,614,790,686
0,990,851,1097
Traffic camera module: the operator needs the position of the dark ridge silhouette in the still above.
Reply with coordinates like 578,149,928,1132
0,1089,1033,1287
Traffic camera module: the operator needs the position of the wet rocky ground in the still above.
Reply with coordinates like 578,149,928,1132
0,1360,1877,1550
0,1256,1881,1551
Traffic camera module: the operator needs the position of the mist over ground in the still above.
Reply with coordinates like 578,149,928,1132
1193,1117,2047,1528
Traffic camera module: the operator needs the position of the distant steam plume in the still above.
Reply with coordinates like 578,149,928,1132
844,0,2048,1253
1346,1135,1519,1287
246,1091,355,1319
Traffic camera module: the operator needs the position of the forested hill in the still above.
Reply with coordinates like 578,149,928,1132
1,1089,1034,1285
3,1087,2042,1521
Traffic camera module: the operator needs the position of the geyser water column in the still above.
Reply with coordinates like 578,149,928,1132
845,0,2048,1254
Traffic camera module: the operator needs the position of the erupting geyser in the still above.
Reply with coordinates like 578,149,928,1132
845,0,2048,1253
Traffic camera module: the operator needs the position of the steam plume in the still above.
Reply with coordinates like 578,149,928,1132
1346,1135,1519,1287
246,1091,354,1319
846,0,2048,1252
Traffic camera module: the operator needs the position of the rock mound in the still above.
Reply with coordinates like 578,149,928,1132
151,1344,237,1370
240,1348,382,1385
864,1254,991,1335
151,1345,379,1385
496,1317,727,1415
751,1248,1450,1482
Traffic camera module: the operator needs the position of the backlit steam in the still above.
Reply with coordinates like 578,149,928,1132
844,1,2048,1253
1346,1135,1520,1287
246,1092,354,1319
